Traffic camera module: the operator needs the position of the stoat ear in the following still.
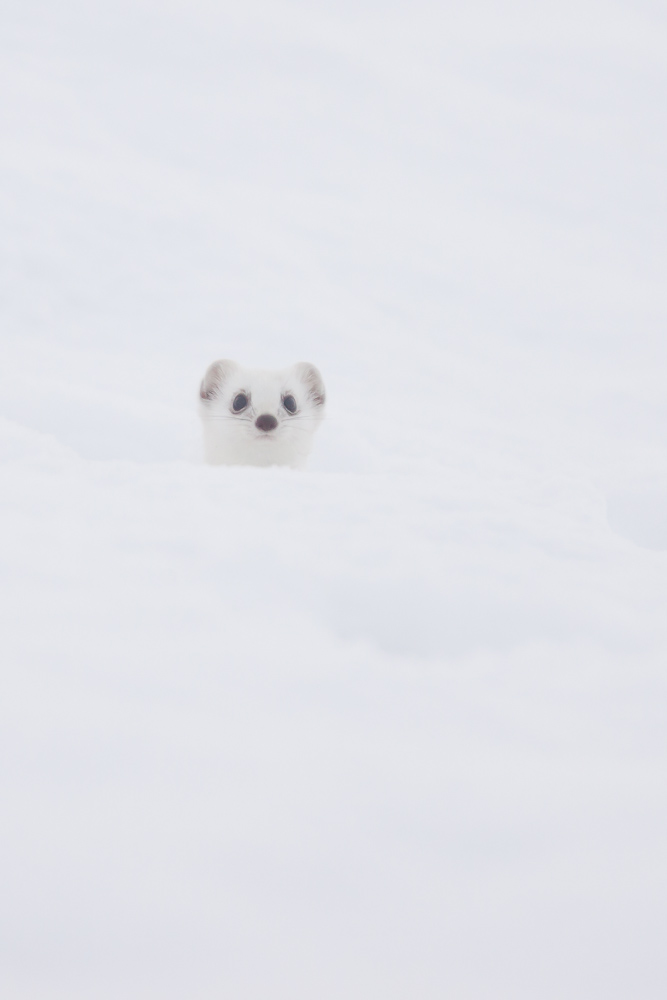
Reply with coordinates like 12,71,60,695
199,359,237,401
293,362,326,407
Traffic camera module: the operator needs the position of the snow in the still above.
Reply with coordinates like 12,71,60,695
1,2,667,997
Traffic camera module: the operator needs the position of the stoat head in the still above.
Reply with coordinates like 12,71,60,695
199,359,326,467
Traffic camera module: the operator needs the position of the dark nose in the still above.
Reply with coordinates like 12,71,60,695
255,413,278,432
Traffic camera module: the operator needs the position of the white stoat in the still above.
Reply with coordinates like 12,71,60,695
199,359,326,467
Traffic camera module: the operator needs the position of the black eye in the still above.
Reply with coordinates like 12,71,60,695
282,394,297,414
232,393,248,412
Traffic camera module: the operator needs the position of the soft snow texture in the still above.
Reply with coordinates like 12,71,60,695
2,2,667,998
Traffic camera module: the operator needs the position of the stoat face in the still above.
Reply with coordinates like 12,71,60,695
199,359,326,467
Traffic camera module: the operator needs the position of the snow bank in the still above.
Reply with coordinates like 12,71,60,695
1,2,666,997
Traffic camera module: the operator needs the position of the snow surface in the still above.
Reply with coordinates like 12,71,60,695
2,2,667,997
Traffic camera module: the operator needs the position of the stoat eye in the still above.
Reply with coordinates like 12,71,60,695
282,394,297,414
232,393,249,412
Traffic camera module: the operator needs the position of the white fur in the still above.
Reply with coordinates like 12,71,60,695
199,360,326,467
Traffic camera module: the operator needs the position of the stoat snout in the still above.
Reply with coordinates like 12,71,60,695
255,413,279,433
199,359,326,467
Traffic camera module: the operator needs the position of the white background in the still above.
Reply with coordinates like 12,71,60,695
1,2,666,997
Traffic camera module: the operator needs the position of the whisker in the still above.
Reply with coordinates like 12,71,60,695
204,415,254,422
